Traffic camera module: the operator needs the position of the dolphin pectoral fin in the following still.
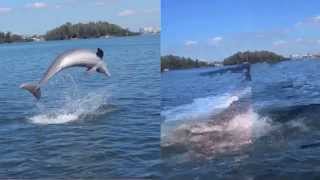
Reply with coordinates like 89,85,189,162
86,66,98,74
20,83,41,100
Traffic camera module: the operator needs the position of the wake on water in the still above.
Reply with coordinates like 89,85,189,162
161,87,251,122
27,74,115,125
161,87,273,157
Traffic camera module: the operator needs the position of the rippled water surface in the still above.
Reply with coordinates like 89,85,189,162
0,35,160,178
161,60,320,180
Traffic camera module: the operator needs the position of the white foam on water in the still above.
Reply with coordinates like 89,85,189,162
286,118,310,132
186,107,272,142
30,113,79,124
161,87,251,122
29,90,112,125
162,107,273,157
225,108,272,140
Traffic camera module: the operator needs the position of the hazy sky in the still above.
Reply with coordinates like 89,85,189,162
162,0,320,61
0,0,159,35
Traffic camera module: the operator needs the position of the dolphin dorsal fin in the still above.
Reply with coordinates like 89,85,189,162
96,48,104,59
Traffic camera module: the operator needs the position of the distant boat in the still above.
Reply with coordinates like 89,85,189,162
163,68,169,72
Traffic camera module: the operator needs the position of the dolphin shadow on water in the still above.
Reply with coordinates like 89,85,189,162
20,48,110,100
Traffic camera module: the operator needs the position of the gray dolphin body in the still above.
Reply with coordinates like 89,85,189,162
20,48,110,100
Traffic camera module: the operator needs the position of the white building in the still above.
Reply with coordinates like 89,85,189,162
139,27,160,34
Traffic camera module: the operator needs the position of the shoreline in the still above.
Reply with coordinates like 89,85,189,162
0,34,158,46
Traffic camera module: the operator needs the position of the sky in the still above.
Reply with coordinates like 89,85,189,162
0,0,159,35
162,0,320,61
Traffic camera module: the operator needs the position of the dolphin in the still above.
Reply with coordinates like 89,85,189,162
20,48,110,100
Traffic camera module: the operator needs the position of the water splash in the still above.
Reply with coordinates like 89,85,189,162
28,74,114,125
161,86,273,158
29,89,113,125
161,87,251,122
162,107,272,157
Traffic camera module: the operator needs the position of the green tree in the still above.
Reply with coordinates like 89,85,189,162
223,50,288,65
44,21,140,40
161,55,213,71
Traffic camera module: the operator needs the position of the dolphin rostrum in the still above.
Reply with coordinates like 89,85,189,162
20,48,110,100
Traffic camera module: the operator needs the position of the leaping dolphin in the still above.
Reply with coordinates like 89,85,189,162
20,48,110,100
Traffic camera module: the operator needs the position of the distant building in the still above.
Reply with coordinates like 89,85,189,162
214,63,223,67
31,37,44,42
289,53,319,59
210,61,223,67
302,53,313,59
289,54,300,59
22,34,44,42
139,27,160,35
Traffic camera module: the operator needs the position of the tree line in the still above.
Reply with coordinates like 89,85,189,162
223,50,288,65
0,21,140,44
0,32,32,43
161,55,213,71
44,21,140,40
161,51,287,72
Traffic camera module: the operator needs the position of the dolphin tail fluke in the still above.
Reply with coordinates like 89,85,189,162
20,83,41,100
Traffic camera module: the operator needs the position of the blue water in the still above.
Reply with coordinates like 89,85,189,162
161,60,320,179
0,35,160,178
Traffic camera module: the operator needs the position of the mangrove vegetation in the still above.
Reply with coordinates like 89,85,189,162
223,51,287,65
0,32,32,43
44,21,140,40
161,55,213,71
0,21,140,44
